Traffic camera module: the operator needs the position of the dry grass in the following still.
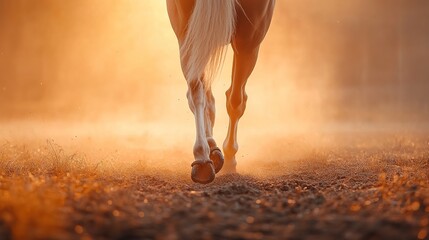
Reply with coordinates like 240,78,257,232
0,133,428,240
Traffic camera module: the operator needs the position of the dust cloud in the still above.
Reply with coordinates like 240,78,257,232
1,3,429,238
1,0,429,173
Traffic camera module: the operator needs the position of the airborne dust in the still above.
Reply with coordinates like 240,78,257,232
0,1,429,239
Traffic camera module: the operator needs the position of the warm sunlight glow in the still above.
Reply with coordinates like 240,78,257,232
2,0,428,133
1,1,429,239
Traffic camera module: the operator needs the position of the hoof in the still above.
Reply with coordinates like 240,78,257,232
210,147,224,173
191,160,215,184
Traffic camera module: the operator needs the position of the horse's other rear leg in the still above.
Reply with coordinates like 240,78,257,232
223,47,260,173
205,88,224,173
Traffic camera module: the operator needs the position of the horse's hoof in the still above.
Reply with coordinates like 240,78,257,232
210,147,224,174
191,160,215,184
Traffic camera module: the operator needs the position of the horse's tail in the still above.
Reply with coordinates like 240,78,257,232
180,0,236,89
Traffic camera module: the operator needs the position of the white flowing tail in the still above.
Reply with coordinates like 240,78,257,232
180,0,236,89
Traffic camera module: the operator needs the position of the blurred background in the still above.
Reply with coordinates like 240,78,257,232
0,0,428,137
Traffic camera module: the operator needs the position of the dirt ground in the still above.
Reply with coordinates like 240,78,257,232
0,129,428,240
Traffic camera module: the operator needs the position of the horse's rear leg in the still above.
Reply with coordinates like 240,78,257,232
167,0,217,183
223,47,260,173
186,79,215,183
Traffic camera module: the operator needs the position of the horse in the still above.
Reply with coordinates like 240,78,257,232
167,0,275,184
